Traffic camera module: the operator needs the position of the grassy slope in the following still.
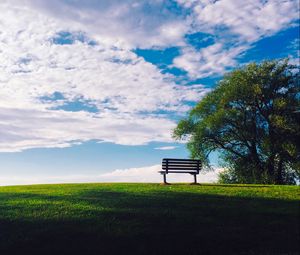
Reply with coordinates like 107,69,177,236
0,183,299,255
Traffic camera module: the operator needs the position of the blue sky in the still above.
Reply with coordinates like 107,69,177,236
0,0,299,185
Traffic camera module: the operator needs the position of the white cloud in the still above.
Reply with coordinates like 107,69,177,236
287,38,300,65
6,0,189,49
0,107,177,152
0,0,298,152
173,0,299,78
154,146,178,150
185,0,299,42
96,164,223,183
0,164,224,186
173,44,247,78
0,2,209,152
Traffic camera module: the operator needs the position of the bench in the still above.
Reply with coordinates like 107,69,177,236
159,158,202,184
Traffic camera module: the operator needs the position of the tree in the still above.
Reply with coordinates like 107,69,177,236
173,60,300,184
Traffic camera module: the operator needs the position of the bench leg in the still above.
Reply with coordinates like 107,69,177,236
160,174,170,185
163,174,167,184
193,174,197,184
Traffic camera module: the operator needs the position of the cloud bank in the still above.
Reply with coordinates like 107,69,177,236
0,1,206,152
0,164,224,186
0,0,298,152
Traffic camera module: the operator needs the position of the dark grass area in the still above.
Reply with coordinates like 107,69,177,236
0,183,299,255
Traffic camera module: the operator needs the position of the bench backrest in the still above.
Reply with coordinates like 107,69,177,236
162,158,201,174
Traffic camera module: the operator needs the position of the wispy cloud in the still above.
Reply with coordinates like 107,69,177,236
173,43,247,78
154,146,178,150
287,38,300,65
173,0,299,78
188,0,299,42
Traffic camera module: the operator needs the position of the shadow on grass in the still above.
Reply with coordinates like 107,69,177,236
0,188,299,255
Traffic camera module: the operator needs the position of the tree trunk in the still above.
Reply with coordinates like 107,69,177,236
275,157,284,184
267,122,276,184
252,148,263,182
267,155,275,184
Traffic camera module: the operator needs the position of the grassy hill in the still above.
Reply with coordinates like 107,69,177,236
0,183,299,255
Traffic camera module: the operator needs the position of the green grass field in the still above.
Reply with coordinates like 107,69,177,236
0,183,299,255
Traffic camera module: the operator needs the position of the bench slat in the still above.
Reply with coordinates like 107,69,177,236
162,162,199,164
162,167,199,169
162,164,200,167
162,166,199,170
162,162,200,164
162,161,200,164
162,158,200,162
160,170,198,173
162,158,199,160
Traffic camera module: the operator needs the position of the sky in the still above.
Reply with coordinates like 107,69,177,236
0,0,299,185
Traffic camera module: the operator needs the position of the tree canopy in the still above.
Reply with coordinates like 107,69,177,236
173,60,300,184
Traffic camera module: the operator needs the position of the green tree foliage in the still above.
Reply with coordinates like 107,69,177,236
173,60,300,184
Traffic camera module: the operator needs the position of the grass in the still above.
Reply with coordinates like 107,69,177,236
0,183,299,255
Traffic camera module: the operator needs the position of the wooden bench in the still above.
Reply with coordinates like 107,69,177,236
159,158,202,184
